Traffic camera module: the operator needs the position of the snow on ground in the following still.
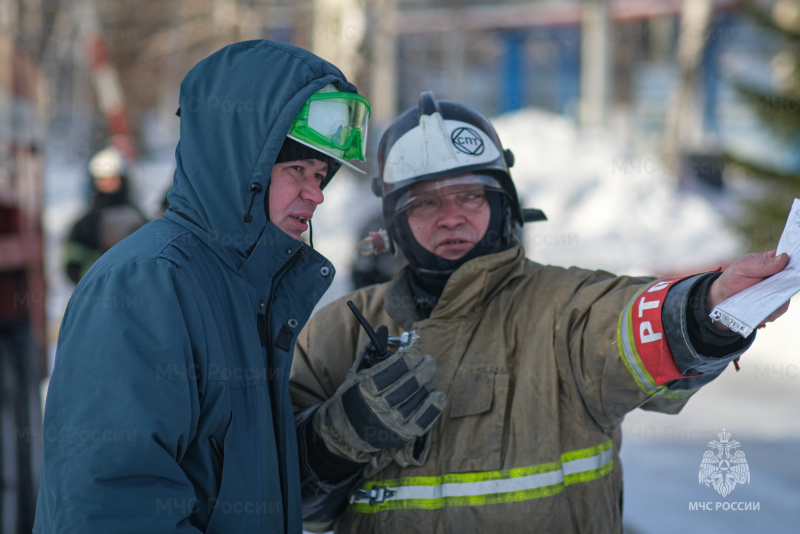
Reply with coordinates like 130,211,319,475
43,106,798,533
620,298,800,533
491,108,744,276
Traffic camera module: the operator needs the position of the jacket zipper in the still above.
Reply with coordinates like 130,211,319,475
262,247,304,533
263,247,303,366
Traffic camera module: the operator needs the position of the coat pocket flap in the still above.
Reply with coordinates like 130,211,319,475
449,371,495,418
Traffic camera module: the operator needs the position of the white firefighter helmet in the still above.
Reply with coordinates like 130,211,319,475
372,91,545,260
88,146,126,180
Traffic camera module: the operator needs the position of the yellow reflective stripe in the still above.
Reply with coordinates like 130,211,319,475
349,441,614,513
617,285,698,400
562,440,613,485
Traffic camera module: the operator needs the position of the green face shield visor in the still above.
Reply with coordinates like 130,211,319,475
288,91,371,166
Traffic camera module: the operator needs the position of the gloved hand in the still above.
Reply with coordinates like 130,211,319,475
312,346,446,464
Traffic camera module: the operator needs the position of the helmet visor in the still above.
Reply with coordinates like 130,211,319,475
394,174,503,218
289,92,370,163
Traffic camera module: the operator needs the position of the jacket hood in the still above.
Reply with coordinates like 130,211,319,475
166,40,357,261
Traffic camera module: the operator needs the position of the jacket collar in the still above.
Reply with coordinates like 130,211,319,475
433,245,525,318
386,245,526,327
164,210,327,290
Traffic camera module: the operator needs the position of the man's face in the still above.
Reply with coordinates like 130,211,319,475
405,176,491,260
269,159,328,240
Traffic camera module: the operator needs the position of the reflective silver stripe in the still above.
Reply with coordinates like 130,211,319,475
350,442,614,510
563,447,613,477
385,469,564,502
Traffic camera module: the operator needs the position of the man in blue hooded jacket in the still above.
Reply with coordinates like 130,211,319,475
34,40,370,533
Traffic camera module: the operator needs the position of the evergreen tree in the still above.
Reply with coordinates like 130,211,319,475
724,0,800,249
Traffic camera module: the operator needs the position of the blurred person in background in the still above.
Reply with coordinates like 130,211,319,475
35,39,370,533
62,144,148,284
350,212,406,289
290,91,790,533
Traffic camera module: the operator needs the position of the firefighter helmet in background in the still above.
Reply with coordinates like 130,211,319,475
372,91,545,260
89,145,127,180
86,145,133,201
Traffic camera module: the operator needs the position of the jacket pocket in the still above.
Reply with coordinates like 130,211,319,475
209,435,224,463
443,370,510,472
205,384,271,533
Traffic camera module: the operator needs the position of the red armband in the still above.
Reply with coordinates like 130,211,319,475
618,277,687,389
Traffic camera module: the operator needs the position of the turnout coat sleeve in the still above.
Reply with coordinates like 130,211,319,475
548,267,691,429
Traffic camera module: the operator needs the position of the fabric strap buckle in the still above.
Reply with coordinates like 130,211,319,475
352,485,397,506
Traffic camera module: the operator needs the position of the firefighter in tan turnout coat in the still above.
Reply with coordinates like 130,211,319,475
289,92,790,533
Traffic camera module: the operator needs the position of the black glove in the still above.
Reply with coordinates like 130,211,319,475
312,346,447,463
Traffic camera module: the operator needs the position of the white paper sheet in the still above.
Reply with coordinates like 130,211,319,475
709,198,800,337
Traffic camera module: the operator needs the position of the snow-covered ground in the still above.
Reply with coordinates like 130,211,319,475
42,107,798,533
620,301,800,533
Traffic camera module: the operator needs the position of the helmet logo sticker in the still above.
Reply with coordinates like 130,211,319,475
451,127,484,156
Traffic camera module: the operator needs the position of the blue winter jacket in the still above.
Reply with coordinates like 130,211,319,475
34,40,357,533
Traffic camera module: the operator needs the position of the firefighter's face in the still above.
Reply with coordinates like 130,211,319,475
405,180,490,260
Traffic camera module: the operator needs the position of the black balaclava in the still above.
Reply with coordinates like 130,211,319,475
393,191,518,309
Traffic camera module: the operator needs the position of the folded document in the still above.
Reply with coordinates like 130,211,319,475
709,198,800,337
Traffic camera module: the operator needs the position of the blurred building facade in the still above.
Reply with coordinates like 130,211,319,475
25,0,795,176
